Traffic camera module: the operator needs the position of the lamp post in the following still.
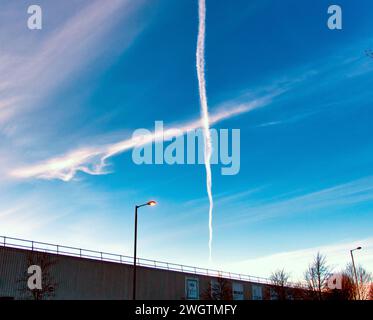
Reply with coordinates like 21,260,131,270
350,246,362,300
133,200,156,300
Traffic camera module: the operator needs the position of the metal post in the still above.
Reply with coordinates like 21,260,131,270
350,250,360,300
131,201,156,300
133,205,138,300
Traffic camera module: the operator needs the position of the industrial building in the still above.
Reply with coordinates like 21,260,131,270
0,236,300,300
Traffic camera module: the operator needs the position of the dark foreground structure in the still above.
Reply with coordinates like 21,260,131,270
0,236,303,300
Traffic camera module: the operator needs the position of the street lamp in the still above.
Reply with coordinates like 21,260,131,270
133,200,157,300
350,246,362,300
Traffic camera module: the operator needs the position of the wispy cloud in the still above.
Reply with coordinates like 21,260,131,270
0,196,65,238
0,0,145,124
217,175,373,226
255,111,318,128
9,94,274,181
0,0,148,182
223,238,373,281
0,180,138,255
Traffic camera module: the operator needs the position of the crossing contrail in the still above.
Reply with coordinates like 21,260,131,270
196,0,214,261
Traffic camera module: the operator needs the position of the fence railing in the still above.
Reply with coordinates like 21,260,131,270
0,235,304,288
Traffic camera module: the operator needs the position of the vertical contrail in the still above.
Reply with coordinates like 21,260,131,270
196,0,214,261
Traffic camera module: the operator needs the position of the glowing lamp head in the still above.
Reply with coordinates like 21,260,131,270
147,200,157,207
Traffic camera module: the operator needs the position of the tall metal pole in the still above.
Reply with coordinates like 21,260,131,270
133,205,138,300
350,250,360,300
131,200,156,300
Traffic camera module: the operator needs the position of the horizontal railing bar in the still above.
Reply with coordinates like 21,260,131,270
0,235,306,288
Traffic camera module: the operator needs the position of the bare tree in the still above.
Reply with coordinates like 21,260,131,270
18,251,58,300
344,263,372,300
270,269,290,300
304,252,331,300
202,277,233,300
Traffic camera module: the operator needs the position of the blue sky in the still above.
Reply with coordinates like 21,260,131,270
1,0,373,281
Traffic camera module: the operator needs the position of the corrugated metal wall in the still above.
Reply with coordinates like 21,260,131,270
0,246,263,300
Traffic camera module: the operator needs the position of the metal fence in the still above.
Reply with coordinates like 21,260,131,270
0,235,304,288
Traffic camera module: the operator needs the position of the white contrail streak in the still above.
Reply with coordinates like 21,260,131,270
196,0,214,261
